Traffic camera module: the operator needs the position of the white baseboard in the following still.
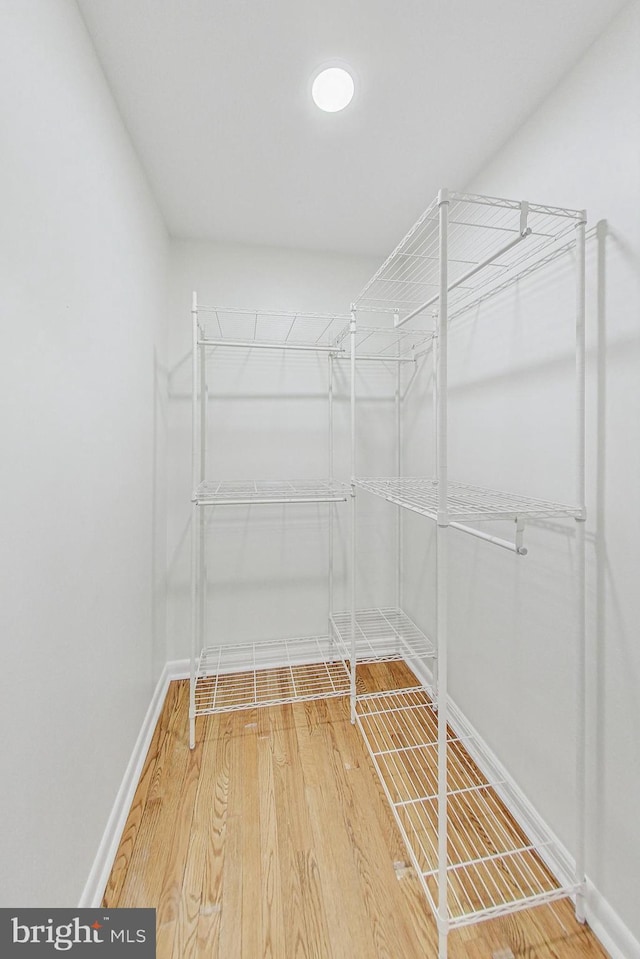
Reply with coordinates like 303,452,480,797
78,662,174,908
166,657,190,681
586,878,640,959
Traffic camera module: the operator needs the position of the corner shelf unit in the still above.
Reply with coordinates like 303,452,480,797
348,190,587,958
188,303,435,745
186,187,587,959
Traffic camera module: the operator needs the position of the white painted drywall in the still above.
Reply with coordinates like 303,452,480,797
0,0,168,906
404,0,640,945
166,240,400,660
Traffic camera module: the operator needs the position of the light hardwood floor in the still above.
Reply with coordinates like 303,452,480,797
104,665,609,959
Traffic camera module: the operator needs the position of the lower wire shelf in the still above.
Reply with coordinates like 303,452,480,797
330,606,436,666
356,687,576,928
193,635,351,715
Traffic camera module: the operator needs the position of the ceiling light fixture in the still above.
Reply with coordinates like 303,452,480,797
311,66,354,113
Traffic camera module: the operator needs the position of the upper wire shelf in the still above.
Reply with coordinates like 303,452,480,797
355,478,579,522
196,306,350,353
333,325,434,361
193,478,349,506
354,191,584,323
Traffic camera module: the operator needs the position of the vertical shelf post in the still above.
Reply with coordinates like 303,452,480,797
431,308,440,699
432,310,439,487
436,189,450,959
395,313,403,621
199,313,207,681
189,291,199,750
350,310,357,723
328,352,335,656
575,212,587,922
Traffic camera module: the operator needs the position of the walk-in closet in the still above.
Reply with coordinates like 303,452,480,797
5,5,639,959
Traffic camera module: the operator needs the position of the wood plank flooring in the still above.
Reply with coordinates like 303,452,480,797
104,666,610,958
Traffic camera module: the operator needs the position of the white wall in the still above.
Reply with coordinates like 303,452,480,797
167,240,398,660
0,0,168,906
403,0,640,948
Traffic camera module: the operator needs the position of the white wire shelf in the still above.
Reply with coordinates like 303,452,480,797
196,306,350,353
332,325,434,362
355,478,579,522
330,607,435,665
354,191,583,322
194,636,350,715
193,479,349,506
356,688,575,927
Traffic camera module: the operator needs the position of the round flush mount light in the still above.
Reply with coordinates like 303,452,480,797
311,66,355,113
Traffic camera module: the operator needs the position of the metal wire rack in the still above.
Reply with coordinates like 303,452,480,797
196,305,350,352
189,296,354,739
356,688,576,926
333,325,434,362
187,183,587,958
193,479,349,506
354,477,579,522
347,188,587,957
354,192,583,322
330,607,435,664
194,636,350,715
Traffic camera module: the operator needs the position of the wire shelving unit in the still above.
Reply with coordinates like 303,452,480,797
188,301,355,747
194,636,351,715
188,300,440,745
349,189,587,958
330,607,435,666
333,324,434,362
196,305,348,352
356,191,580,322
356,688,573,927
186,189,587,957
193,479,348,507
354,477,579,521
326,314,438,697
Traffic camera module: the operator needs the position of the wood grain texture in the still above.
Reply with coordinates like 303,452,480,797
101,680,174,907
105,671,610,959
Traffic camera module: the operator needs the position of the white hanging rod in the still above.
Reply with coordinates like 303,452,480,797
332,354,416,364
447,224,593,323
396,228,533,327
199,338,345,354
194,495,348,506
449,521,528,555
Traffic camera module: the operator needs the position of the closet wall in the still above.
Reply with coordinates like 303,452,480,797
166,239,395,661
0,0,168,906
404,0,640,948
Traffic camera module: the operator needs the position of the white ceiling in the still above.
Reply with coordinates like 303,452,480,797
77,0,625,256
